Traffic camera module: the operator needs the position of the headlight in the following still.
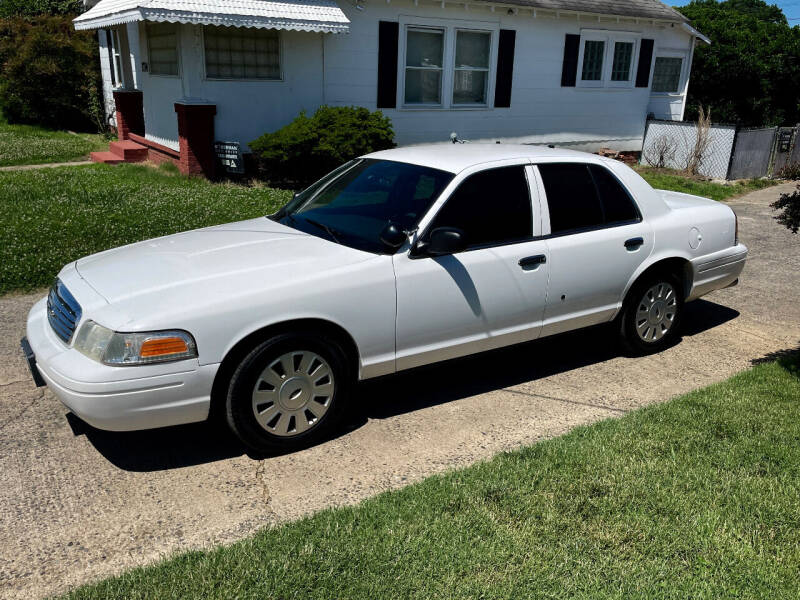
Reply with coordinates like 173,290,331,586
73,321,198,366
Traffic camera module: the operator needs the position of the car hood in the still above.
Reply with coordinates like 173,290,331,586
75,217,374,305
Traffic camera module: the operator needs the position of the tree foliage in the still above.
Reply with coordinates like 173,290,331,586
0,16,104,131
771,185,800,234
677,0,800,126
250,106,395,187
0,0,82,18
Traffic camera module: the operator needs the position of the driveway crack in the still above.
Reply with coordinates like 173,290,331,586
0,390,44,432
254,461,277,522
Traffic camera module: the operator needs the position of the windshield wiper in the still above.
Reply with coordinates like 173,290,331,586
303,217,343,244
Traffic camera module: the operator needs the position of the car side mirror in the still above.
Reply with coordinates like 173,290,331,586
380,222,408,251
425,227,465,256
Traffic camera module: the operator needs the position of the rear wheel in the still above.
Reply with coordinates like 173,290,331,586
619,272,683,355
225,332,351,452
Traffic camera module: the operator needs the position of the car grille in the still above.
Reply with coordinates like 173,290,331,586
47,279,82,344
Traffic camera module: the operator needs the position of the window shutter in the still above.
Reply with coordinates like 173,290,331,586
635,39,654,87
377,21,399,109
561,33,580,87
494,29,516,108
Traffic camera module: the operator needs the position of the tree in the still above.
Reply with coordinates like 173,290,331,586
676,0,800,126
0,0,82,18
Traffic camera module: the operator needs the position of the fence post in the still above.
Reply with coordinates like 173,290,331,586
725,124,739,180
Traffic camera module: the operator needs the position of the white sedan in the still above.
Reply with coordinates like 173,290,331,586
22,145,746,451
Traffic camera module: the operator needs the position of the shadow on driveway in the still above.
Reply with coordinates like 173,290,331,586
78,298,739,472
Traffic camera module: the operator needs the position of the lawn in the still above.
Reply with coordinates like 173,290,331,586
62,354,800,599
635,166,777,201
0,113,109,167
0,164,291,295
0,160,781,296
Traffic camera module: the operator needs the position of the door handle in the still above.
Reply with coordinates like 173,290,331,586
624,237,644,250
519,254,547,269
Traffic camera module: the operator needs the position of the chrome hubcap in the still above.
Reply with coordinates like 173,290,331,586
251,351,334,437
635,282,677,342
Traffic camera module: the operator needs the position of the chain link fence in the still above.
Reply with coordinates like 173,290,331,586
642,119,800,180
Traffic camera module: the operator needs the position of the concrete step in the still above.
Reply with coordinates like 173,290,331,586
90,151,124,165
108,140,148,161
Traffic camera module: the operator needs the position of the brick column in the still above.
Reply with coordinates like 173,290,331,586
174,102,217,178
112,90,144,140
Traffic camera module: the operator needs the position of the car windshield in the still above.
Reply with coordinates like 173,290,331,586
272,159,454,253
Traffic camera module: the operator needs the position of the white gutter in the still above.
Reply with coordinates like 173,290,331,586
682,22,711,45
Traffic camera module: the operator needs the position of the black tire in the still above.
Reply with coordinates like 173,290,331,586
225,331,352,453
619,271,684,355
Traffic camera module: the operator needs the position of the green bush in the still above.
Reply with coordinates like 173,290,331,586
0,15,103,131
250,105,395,187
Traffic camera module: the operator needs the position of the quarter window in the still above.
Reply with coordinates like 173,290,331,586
652,57,683,93
428,166,532,249
453,30,491,105
404,28,444,104
204,26,280,80
146,22,179,76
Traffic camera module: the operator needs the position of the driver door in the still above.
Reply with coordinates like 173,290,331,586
393,162,550,371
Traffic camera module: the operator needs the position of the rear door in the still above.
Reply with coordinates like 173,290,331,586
535,162,653,336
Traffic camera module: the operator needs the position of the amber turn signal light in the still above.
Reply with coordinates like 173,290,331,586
140,337,189,357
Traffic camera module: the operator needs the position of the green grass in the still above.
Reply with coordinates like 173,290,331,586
0,114,109,167
0,163,291,295
62,355,800,599
635,166,778,201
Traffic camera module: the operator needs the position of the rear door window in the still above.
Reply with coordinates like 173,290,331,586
589,164,640,224
537,163,604,234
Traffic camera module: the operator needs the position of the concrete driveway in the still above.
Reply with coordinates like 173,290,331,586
1,183,798,599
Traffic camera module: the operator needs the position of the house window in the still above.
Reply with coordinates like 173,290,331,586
453,30,491,105
146,22,179,76
581,40,605,81
404,27,444,105
652,57,683,93
610,41,634,82
204,26,280,80
578,31,639,88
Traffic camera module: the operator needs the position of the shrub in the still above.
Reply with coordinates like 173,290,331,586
0,15,103,132
250,105,395,187
775,162,800,181
771,184,800,234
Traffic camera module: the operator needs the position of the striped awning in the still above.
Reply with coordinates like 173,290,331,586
73,0,350,33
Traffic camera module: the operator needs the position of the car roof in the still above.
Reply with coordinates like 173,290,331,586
363,143,596,174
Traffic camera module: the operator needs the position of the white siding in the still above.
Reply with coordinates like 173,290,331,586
97,30,117,126
123,0,698,153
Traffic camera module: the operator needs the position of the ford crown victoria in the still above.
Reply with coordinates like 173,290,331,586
22,145,746,451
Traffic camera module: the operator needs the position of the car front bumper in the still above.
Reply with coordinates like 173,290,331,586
24,297,218,432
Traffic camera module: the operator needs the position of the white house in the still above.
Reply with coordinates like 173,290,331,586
74,0,709,177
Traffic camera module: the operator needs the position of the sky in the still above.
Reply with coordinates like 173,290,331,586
666,0,800,23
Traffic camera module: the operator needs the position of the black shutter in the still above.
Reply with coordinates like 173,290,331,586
561,33,580,87
377,21,399,109
494,29,516,108
635,39,655,88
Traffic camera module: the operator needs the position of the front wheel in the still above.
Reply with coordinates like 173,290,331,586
619,273,684,355
225,332,351,452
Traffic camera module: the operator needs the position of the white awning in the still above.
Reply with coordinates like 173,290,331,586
73,0,350,33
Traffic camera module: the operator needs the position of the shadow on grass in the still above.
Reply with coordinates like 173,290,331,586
78,298,739,471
